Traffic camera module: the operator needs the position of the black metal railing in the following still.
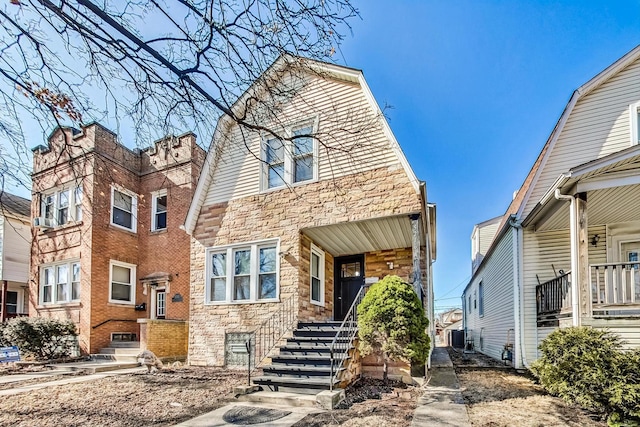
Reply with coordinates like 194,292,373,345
536,271,572,326
249,293,296,371
329,285,367,391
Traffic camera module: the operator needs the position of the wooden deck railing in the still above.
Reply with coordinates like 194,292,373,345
590,262,640,316
536,271,572,326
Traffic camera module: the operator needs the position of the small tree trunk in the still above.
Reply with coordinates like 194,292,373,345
383,355,388,382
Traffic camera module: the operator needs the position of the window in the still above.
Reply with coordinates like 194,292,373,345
206,240,279,303
40,261,80,304
478,282,484,317
111,186,137,232
474,291,477,309
109,261,136,304
310,244,325,305
630,102,640,145
468,295,472,313
151,190,167,231
40,185,83,226
262,121,317,190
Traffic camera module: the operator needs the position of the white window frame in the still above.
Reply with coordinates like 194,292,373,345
151,189,168,232
261,118,319,191
39,184,83,227
205,239,280,304
109,260,136,305
39,260,81,305
310,243,325,306
110,185,138,232
630,101,640,146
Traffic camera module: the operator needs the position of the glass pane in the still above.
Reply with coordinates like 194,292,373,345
155,212,167,229
266,138,284,163
112,265,131,284
56,283,68,302
259,247,276,273
57,207,68,225
259,274,276,299
293,126,313,155
43,286,52,303
211,278,226,301
113,208,132,228
57,265,68,284
5,292,17,305
58,190,69,208
341,262,361,278
637,110,640,143
156,195,167,213
294,155,313,182
311,277,320,302
72,263,80,281
212,253,226,277
111,283,131,301
311,252,319,277
114,191,132,211
75,187,83,221
234,276,250,300
72,281,81,300
268,164,285,188
234,250,251,275
44,267,54,285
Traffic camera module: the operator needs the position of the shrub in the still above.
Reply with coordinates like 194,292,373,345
2,317,77,360
357,275,430,380
531,327,640,426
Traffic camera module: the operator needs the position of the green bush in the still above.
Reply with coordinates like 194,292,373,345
531,327,640,426
2,317,77,360
357,275,430,379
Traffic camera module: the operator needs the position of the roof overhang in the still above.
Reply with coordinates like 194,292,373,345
301,213,424,257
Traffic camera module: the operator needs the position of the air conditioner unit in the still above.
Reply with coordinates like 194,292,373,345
33,217,54,229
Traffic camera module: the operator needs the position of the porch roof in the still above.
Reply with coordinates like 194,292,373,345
301,213,423,257
523,145,640,231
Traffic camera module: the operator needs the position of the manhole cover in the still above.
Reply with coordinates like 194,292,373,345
222,405,291,425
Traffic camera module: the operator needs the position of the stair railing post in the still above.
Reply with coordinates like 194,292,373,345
246,338,251,387
330,347,334,391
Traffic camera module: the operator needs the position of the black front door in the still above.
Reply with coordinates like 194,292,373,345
334,255,365,321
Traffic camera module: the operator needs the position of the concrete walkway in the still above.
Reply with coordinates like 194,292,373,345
411,347,471,427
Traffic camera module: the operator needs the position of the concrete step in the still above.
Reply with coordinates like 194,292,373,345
236,390,319,408
108,341,140,348
270,354,335,366
47,360,140,374
90,353,139,363
252,375,339,393
98,347,141,356
262,364,342,377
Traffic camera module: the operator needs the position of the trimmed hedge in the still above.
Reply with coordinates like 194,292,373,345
531,327,640,426
1,317,78,360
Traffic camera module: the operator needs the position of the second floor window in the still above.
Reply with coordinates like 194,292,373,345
40,185,83,226
262,121,317,190
152,190,167,231
111,186,137,232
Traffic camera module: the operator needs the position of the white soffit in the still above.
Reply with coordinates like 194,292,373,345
302,214,417,257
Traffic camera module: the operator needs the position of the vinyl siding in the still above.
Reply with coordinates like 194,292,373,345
204,72,401,205
583,318,640,348
1,217,30,283
479,222,500,255
463,228,515,362
521,224,607,362
523,58,640,218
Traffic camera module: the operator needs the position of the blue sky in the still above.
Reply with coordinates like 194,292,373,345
337,1,640,312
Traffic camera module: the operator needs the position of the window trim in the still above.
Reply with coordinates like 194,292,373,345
151,189,168,232
630,101,640,146
260,118,319,191
39,184,83,227
205,239,280,305
110,185,138,233
310,243,325,306
109,260,136,305
39,260,81,305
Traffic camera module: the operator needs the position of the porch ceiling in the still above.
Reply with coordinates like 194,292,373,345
535,184,640,231
301,214,419,257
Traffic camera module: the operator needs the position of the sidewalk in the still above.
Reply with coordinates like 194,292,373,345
411,346,471,427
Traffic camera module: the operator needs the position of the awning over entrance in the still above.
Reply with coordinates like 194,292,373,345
301,213,423,257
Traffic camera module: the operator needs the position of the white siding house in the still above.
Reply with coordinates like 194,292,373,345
464,44,640,368
0,193,31,320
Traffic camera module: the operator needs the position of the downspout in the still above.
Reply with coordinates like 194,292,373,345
554,189,579,326
509,218,528,369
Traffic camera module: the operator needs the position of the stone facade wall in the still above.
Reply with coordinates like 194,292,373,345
31,123,203,354
189,164,423,366
138,319,188,359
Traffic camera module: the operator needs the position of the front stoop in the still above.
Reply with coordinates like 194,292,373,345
91,341,141,363
251,321,356,395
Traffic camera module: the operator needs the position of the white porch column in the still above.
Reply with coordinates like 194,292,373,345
410,214,423,299
568,192,589,326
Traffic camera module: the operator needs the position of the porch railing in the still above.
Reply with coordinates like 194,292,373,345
329,284,368,391
591,262,640,316
536,271,572,326
249,293,296,371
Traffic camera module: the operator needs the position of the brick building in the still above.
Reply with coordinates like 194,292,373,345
30,123,205,355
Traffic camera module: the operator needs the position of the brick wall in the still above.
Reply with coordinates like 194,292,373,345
189,165,423,366
139,319,188,359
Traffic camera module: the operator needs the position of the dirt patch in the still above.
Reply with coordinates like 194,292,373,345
451,350,605,427
0,367,245,427
292,378,420,427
